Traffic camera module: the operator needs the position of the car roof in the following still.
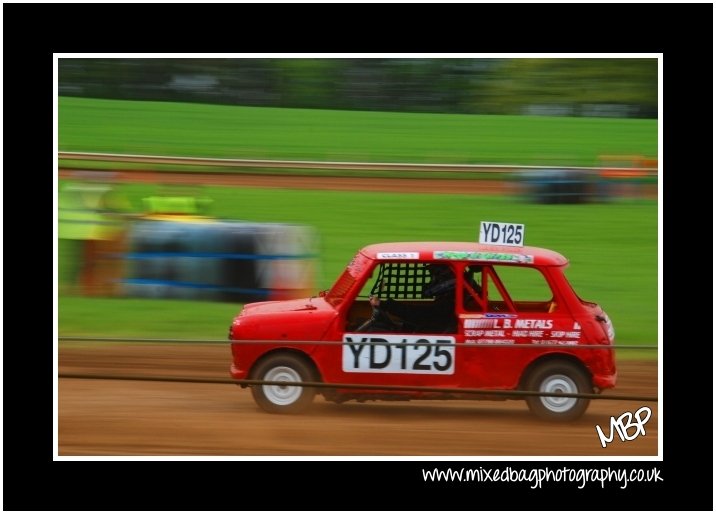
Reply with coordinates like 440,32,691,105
360,242,568,266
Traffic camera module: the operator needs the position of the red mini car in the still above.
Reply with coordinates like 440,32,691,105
229,238,616,421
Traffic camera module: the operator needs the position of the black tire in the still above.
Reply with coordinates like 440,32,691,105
251,353,316,414
524,360,591,421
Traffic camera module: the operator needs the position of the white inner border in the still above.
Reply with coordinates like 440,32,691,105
54,53,662,462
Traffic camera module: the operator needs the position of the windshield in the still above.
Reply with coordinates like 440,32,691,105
325,252,371,306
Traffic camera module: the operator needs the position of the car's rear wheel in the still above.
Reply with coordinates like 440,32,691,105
251,353,316,414
524,360,591,421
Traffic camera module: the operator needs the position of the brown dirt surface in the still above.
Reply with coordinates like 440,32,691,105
60,169,517,194
58,344,658,457
59,168,658,197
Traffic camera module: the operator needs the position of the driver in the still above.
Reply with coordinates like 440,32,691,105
361,263,458,333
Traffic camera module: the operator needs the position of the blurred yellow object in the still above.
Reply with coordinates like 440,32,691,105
142,196,213,216
58,182,126,240
58,179,131,296
140,214,214,223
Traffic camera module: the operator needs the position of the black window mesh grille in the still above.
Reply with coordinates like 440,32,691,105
370,263,431,300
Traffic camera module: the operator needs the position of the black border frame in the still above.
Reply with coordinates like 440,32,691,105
3,2,712,511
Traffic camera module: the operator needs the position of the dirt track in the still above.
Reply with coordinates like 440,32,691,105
58,344,657,457
60,169,518,195
59,168,657,198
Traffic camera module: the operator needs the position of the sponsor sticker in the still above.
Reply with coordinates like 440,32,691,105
434,251,533,264
376,252,420,260
462,318,581,344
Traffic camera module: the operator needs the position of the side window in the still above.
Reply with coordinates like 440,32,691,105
349,262,435,330
350,262,458,334
368,262,433,300
491,265,556,313
462,265,484,311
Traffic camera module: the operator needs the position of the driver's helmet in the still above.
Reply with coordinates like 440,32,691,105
422,264,456,298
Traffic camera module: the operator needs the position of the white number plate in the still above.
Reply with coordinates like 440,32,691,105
342,334,455,374
479,221,525,247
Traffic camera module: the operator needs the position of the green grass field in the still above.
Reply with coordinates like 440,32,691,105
59,97,657,167
58,97,657,354
59,184,657,350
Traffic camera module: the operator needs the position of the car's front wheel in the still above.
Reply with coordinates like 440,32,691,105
524,360,591,421
251,353,316,414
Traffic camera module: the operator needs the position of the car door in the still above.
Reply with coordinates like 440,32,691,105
338,260,459,392
457,264,578,389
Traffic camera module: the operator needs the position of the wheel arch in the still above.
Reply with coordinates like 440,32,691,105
249,348,322,383
519,353,593,390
